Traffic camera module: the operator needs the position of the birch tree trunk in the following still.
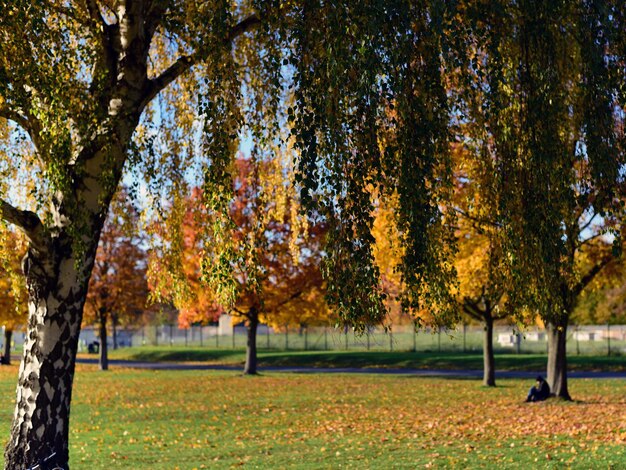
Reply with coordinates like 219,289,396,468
4,231,100,469
4,93,141,470
0,2,263,467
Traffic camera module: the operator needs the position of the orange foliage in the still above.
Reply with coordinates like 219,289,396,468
148,188,224,328
227,157,328,328
149,154,330,329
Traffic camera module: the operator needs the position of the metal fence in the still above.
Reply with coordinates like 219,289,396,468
79,323,626,355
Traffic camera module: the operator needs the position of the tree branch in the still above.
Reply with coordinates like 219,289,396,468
232,306,246,316
228,14,262,41
574,256,613,296
85,0,107,28
272,290,303,311
461,298,485,322
453,207,502,230
0,200,47,247
0,107,30,134
145,0,168,45
142,13,262,107
579,211,599,233
0,105,43,153
487,292,507,320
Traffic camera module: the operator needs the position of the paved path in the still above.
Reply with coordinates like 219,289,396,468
75,358,626,379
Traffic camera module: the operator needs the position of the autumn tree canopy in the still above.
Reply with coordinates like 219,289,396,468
0,1,460,465
150,153,328,374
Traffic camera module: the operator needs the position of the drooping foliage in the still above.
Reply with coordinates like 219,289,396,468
137,0,461,333
450,0,626,399
287,1,459,331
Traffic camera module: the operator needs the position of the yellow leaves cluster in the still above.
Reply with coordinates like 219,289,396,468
0,227,27,330
455,229,491,301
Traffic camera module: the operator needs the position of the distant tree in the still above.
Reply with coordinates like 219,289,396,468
85,191,148,370
228,160,327,375
150,154,328,375
455,228,509,387
449,140,510,387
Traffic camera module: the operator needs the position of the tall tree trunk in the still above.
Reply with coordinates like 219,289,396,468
99,309,108,371
243,309,259,375
2,2,162,464
3,329,12,365
5,234,99,469
483,314,496,387
111,314,118,350
547,317,571,400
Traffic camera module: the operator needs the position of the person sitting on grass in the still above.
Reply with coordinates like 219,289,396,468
526,375,551,402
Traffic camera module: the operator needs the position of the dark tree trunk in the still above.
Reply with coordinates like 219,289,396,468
463,298,499,387
3,329,12,365
483,314,496,387
4,234,99,469
111,314,118,350
99,309,109,371
243,309,259,375
547,317,571,400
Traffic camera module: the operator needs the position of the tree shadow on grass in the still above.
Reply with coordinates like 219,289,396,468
256,351,486,370
122,349,245,363
398,375,483,382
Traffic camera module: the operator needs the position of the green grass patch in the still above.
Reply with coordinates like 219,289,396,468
0,366,626,470
0,365,623,468
101,347,626,372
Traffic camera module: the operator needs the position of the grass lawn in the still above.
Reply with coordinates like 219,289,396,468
101,347,626,372
0,364,624,468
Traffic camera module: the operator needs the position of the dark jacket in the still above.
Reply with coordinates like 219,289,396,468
536,380,551,400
